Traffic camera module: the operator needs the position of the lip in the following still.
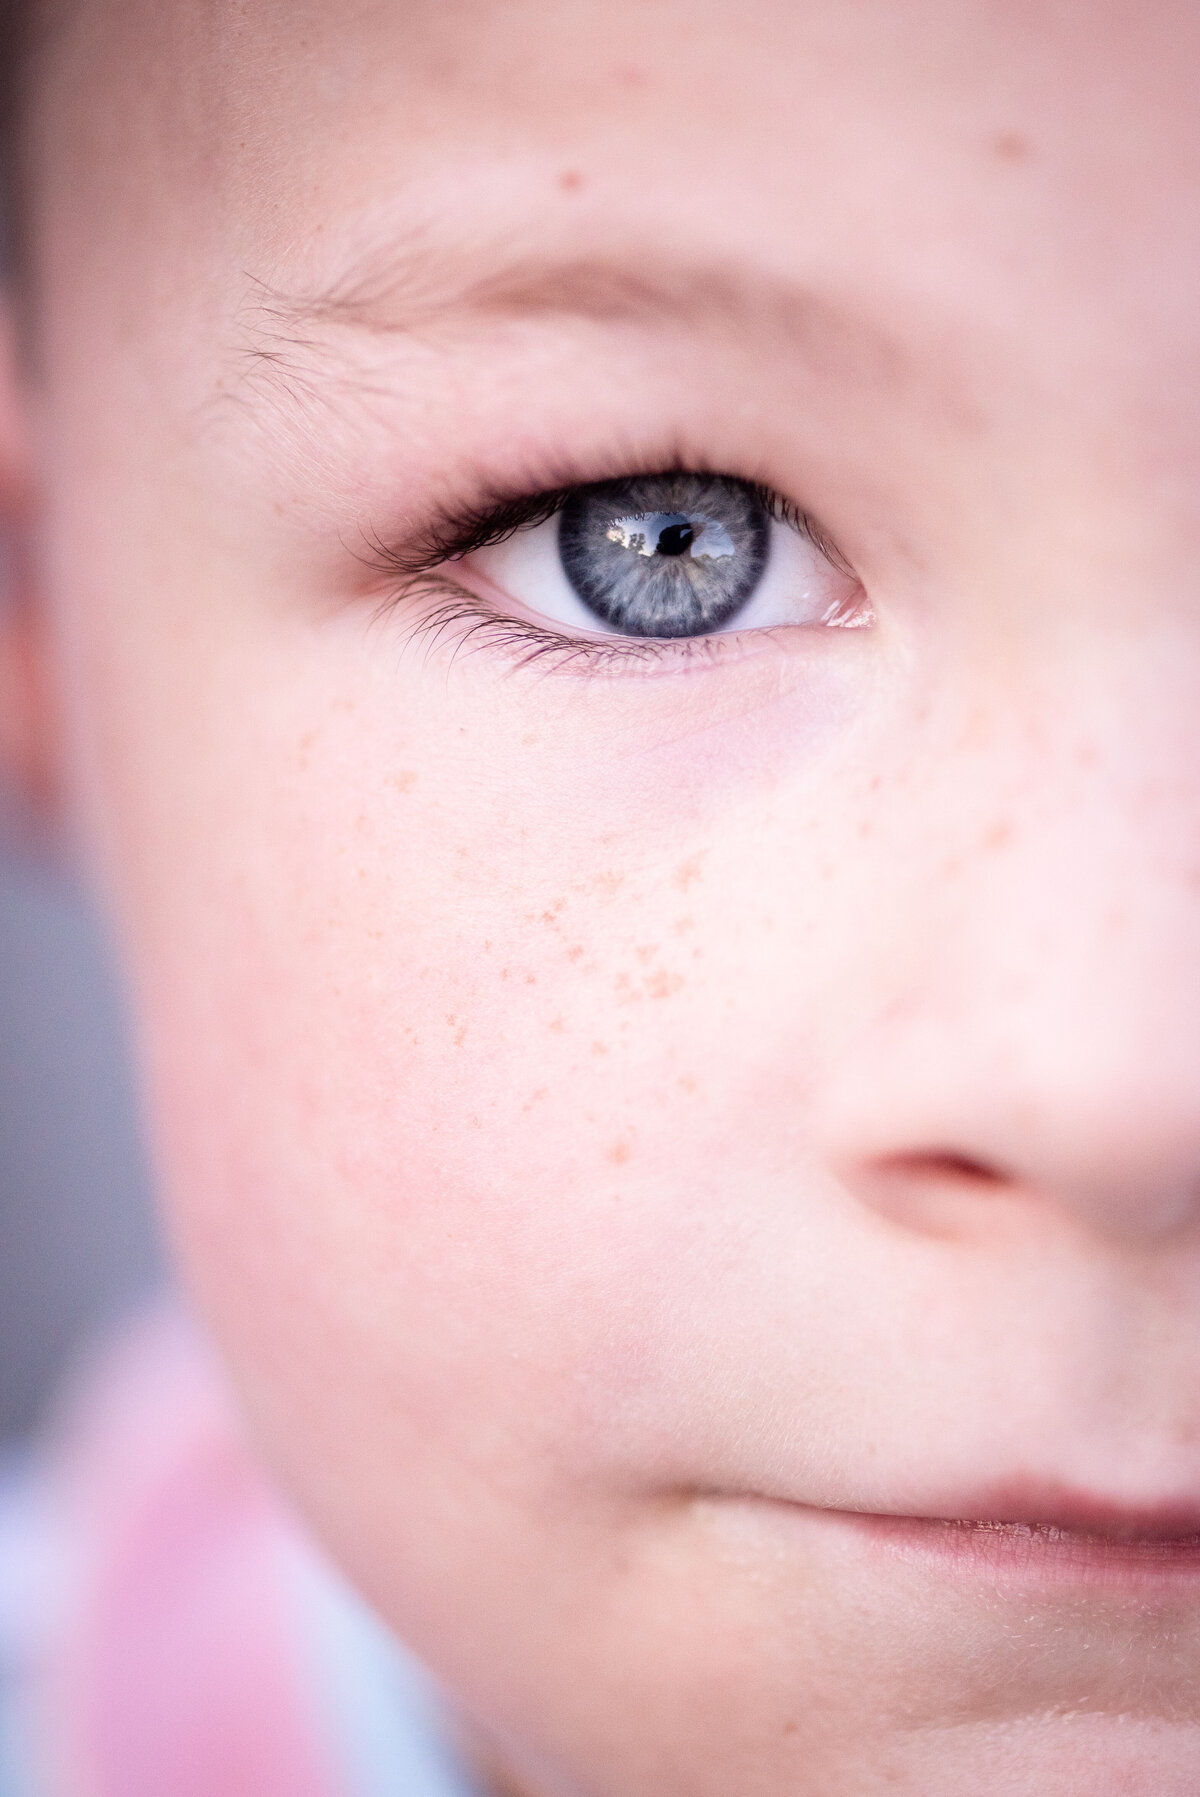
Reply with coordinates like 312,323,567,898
826,1488,1200,1593
727,1485,1200,1594
851,1511,1200,1590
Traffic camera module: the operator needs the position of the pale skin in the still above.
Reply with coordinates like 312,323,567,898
6,0,1200,1790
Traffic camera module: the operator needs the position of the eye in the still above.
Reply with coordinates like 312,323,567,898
466,472,866,641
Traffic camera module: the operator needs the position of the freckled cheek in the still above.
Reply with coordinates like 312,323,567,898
148,763,750,1456
138,627,865,1494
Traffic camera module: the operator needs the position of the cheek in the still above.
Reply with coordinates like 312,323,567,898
142,687,717,1261
94,591,880,1646
144,713,755,1455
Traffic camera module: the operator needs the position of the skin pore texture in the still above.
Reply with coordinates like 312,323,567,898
8,0,1200,1790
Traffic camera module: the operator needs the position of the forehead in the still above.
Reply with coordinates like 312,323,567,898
28,0,1200,574
36,0,1200,278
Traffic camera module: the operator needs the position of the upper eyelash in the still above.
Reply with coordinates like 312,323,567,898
363,470,849,584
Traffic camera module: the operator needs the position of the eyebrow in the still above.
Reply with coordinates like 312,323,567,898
241,242,914,396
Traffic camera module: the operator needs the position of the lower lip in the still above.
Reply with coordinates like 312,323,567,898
848,1511,1200,1592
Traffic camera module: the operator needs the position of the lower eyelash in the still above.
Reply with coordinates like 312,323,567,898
376,574,739,676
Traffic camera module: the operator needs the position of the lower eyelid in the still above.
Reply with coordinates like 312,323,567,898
388,576,716,675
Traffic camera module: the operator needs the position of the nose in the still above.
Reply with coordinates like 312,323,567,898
826,1003,1200,1246
815,722,1200,1249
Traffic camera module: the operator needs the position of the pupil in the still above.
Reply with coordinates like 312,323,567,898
655,521,695,557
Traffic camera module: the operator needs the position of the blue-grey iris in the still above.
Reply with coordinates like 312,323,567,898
558,474,770,637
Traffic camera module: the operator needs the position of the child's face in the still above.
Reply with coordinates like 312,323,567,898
14,0,1200,1788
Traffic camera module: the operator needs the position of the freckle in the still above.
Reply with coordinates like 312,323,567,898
523,1087,549,1112
646,970,684,1000
387,770,417,794
608,1140,632,1165
522,733,539,746
454,1027,467,1047
592,1040,609,1056
525,972,538,985
635,943,659,965
548,1015,565,1033
590,870,624,899
991,130,1031,161
566,944,585,962
984,819,1013,850
673,915,695,935
679,1074,698,1094
674,854,706,891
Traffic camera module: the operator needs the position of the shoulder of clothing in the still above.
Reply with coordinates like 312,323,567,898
0,1303,483,1797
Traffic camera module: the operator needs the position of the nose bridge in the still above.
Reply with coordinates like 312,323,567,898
823,664,1200,1244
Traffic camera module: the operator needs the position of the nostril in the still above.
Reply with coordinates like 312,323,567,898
876,1151,1008,1189
848,1150,1013,1238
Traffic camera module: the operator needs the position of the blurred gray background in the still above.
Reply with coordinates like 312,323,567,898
0,811,162,1445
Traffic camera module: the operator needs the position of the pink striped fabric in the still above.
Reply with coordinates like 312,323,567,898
29,1307,345,1797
